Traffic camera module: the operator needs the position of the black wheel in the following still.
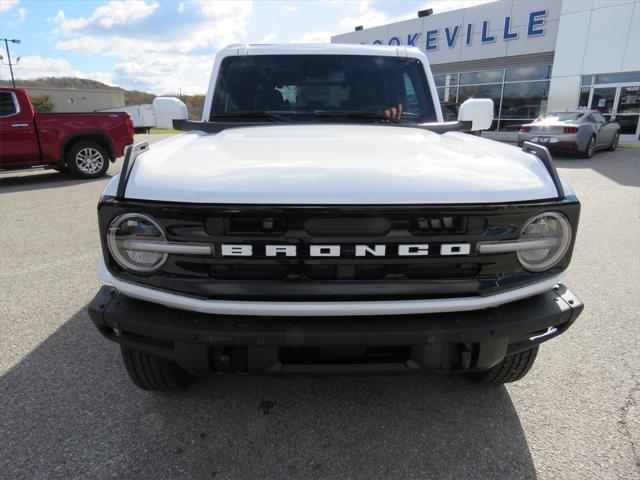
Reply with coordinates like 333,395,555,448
66,141,110,179
120,345,194,391
608,132,620,151
466,346,538,384
578,136,595,158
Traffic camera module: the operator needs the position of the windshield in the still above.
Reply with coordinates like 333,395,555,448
211,55,437,123
536,112,584,122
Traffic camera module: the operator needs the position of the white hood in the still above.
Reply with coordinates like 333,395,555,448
106,125,559,204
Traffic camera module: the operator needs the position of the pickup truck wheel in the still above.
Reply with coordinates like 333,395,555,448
120,345,194,391
466,346,538,384
66,142,110,179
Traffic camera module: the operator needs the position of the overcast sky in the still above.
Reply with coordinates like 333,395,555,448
0,0,492,94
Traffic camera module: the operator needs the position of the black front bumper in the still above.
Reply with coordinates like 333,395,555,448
88,285,583,375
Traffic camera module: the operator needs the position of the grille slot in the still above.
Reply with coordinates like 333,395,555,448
204,214,479,236
304,218,391,236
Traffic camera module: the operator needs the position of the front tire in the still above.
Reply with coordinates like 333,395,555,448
466,346,538,384
578,135,596,158
608,132,620,151
66,141,110,179
120,345,194,391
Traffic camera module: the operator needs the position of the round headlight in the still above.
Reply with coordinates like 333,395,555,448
107,213,168,273
517,212,572,272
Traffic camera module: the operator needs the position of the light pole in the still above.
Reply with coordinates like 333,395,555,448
1,38,21,88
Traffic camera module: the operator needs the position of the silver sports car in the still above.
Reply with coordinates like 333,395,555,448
518,110,621,158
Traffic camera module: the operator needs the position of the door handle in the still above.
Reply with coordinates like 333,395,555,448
11,123,30,128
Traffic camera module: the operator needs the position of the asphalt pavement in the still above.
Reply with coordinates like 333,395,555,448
1,136,638,480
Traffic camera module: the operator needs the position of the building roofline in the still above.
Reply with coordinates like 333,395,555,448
15,86,123,94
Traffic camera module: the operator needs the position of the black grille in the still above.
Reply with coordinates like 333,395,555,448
204,214,482,237
99,199,580,301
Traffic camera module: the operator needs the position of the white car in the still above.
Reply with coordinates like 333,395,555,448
88,44,583,391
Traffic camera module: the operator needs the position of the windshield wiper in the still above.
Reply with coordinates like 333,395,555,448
212,111,293,122
313,111,401,124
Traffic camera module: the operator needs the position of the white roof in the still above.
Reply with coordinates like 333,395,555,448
220,43,425,58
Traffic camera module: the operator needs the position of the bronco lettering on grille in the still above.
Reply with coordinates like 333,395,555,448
217,244,472,257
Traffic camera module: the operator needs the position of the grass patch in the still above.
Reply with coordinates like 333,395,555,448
148,128,182,135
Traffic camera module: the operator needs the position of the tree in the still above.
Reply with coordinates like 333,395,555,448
31,94,56,113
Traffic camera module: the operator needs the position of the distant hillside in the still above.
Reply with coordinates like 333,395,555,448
0,77,204,120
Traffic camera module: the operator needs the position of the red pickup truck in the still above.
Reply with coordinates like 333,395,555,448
0,87,134,179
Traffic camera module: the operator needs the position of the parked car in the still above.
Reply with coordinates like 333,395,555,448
518,110,620,158
0,87,134,178
88,44,583,391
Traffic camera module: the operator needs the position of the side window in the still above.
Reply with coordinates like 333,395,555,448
583,114,595,124
592,112,606,123
0,92,18,117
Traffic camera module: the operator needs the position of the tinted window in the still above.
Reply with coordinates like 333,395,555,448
581,75,593,86
433,74,446,87
436,86,457,103
211,55,437,122
433,73,457,87
0,92,17,117
595,72,640,84
500,81,549,119
459,70,503,85
578,87,590,109
458,84,502,117
618,86,640,114
504,65,551,82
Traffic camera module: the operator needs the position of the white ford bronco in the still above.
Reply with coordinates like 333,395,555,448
89,44,583,391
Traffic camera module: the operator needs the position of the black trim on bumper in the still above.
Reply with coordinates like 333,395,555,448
88,284,583,375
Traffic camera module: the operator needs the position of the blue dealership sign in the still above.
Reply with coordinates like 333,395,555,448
372,9,548,50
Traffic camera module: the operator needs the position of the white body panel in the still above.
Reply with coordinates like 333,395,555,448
152,97,188,130
105,125,558,204
99,43,569,315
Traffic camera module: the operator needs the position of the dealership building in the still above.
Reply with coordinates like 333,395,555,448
332,0,640,143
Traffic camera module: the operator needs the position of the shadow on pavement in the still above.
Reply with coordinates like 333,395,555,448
553,149,640,188
1,306,537,480
0,170,115,194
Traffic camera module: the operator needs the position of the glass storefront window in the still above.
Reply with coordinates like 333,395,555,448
595,72,640,84
435,65,553,131
459,70,503,85
578,87,590,109
618,85,640,114
436,86,457,103
504,65,551,82
458,84,502,121
500,81,549,119
581,75,593,86
434,74,458,87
